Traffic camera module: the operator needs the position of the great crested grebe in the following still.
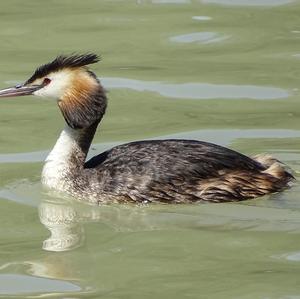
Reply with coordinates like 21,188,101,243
0,54,294,203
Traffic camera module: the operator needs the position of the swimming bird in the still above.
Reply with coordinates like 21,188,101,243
0,54,294,204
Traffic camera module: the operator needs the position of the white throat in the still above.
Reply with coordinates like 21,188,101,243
42,126,81,191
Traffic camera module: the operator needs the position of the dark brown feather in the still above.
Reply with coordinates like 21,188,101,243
82,139,294,203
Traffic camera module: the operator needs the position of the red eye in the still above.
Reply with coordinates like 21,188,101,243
43,78,51,85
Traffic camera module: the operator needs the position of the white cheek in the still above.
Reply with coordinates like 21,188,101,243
33,71,72,99
34,83,65,99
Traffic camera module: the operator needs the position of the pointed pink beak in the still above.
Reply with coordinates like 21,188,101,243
0,84,43,98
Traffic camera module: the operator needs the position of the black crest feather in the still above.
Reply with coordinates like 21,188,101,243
26,53,100,84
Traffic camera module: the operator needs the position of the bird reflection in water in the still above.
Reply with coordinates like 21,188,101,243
39,201,85,252
38,198,171,252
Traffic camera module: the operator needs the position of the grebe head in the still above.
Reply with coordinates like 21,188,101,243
0,53,107,129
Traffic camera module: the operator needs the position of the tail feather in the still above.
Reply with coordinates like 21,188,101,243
252,153,294,182
195,154,294,202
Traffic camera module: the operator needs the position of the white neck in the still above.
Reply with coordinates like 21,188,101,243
42,126,82,191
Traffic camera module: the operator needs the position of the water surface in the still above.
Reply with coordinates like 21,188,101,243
0,0,300,298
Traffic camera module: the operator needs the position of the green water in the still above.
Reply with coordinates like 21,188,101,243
0,0,300,298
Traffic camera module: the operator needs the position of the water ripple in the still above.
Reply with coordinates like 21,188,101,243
151,0,190,3
101,77,289,100
192,16,212,21
279,252,300,262
201,0,295,6
0,274,80,295
170,32,229,44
